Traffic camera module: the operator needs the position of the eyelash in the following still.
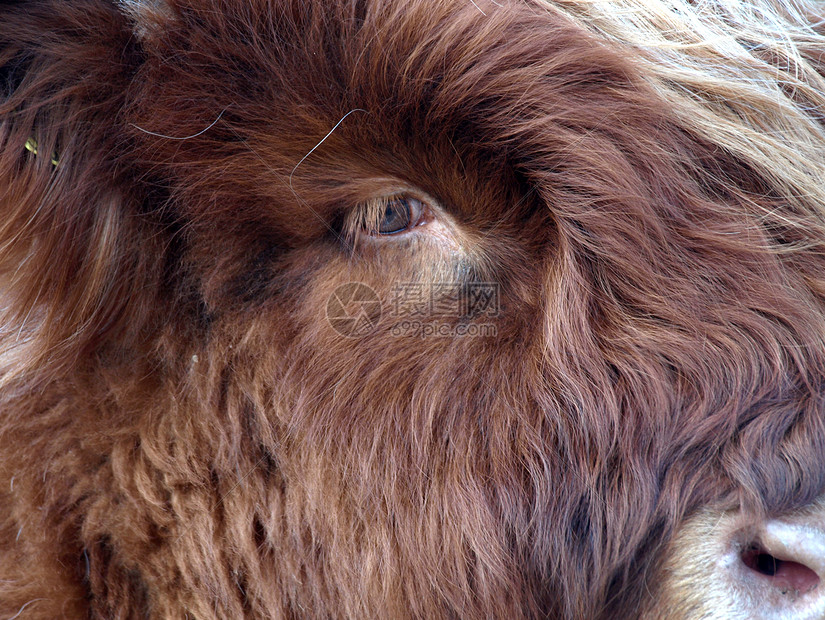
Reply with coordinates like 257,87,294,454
351,194,430,239
372,195,425,235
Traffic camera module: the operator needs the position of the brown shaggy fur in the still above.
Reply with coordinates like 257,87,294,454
1,0,825,618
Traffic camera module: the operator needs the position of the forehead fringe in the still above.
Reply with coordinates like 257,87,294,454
539,0,825,216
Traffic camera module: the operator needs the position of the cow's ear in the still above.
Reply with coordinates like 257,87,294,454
0,1,163,388
120,0,176,42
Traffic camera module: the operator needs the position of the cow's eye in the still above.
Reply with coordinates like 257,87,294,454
371,196,425,235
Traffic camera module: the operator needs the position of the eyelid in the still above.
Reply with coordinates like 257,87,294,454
371,196,423,236
341,185,441,248
355,193,430,238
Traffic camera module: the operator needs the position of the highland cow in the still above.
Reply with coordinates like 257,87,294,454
1,0,825,618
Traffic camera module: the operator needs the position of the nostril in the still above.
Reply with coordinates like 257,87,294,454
646,506,825,620
741,543,821,595
725,516,825,619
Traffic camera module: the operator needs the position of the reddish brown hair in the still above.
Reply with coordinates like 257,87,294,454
2,1,825,618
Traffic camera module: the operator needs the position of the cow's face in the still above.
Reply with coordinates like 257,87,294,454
1,0,824,618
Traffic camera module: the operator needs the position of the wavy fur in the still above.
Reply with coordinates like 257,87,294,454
1,1,825,618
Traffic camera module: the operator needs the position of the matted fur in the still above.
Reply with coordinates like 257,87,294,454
1,0,825,618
